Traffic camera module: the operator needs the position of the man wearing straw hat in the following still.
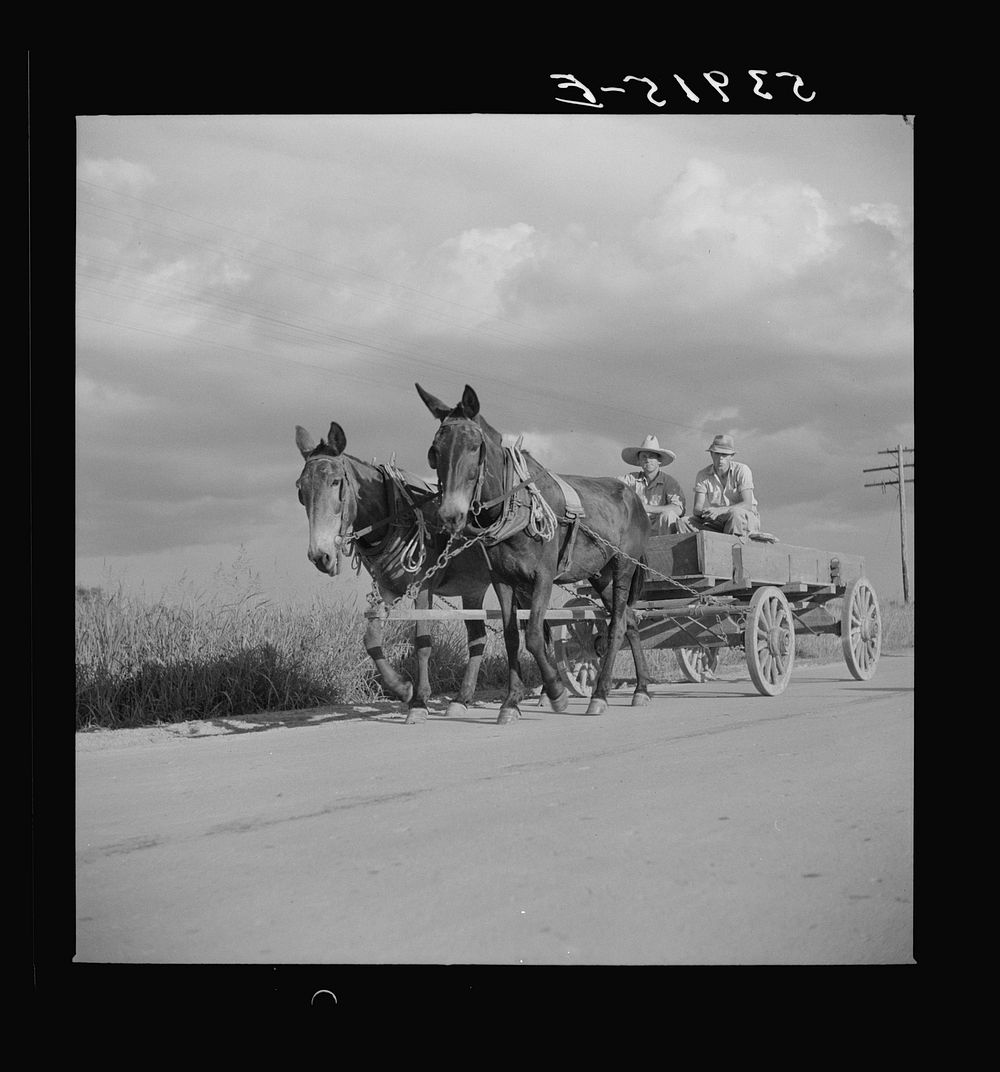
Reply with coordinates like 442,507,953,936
687,433,761,536
618,434,686,533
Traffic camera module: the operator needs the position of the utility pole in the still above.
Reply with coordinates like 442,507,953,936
864,445,914,604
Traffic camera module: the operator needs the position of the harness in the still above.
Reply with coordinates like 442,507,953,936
433,421,585,575
302,453,440,581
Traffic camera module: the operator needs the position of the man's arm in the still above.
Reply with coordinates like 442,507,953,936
700,486,754,521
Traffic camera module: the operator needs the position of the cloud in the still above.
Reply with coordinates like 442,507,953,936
76,374,157,419
636,158,836,282
501,429,626,476
420,223,542,320
78,157,157,195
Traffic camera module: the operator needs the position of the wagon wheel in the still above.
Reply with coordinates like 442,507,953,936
743,586,795,696
841,576,882,680
551,597,608,697
675,646,721,683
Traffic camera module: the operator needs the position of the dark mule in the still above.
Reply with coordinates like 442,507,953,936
416,383,653,723
295,421,493,724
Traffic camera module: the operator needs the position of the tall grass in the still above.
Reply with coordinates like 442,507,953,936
75,579,515,731
76,578,914,731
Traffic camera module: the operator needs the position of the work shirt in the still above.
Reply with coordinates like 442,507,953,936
619,470,686,513
693,461,758,513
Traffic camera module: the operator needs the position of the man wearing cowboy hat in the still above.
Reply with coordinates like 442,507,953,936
618,434,686,533
687,434,761,536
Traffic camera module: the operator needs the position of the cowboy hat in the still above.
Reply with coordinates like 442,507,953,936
622,434,676,467
706,434,736,455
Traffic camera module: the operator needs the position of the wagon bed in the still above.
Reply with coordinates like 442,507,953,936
553,531,881,697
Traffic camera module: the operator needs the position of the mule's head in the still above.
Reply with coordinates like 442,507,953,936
294,421,356,576
416,383,494,535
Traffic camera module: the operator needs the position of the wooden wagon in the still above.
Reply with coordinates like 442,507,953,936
370,530,882,699
550,531,882,697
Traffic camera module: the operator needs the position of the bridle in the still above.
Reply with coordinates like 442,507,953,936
430,418,502,523
430,418,557,542
298,453,361,557
300,451,440,573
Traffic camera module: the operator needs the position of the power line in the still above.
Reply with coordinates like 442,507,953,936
77,179,622,363
76,184,711,434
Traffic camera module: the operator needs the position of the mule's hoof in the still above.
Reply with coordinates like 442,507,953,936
550,687,570,714
585,698,608,716
497,707,520,725
404,706,428,724
446,701,468,718
631,691,651,707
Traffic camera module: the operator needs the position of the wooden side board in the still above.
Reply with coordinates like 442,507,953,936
643,532,865,589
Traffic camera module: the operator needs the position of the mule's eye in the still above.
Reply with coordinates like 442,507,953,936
428,446,438,468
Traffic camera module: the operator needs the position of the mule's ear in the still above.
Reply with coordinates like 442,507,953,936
295,425,317,458
326,422,347,456
415,382,452,420
460,384,480,419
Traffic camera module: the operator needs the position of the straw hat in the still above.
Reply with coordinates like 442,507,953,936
622,434,676,467
706,434,737,455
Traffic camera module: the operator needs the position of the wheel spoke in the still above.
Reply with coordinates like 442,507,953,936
841,578,881,681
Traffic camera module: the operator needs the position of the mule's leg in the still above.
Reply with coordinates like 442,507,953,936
364,611,414,705
405,589,433,724
582,573,616,716
623,602,652,707
624,554,653,704
597,567,653,706
521,576,569,713
587,561,635,715
447,599,487,718
495,581,528,724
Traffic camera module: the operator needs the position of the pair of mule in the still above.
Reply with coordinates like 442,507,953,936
295,384,653,724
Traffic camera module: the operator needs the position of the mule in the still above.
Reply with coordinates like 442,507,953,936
295,421,493,723
416,383,653,723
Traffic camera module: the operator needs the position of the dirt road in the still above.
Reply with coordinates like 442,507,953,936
75,654,914,967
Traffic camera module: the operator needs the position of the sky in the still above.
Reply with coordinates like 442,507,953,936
74,112,914,607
